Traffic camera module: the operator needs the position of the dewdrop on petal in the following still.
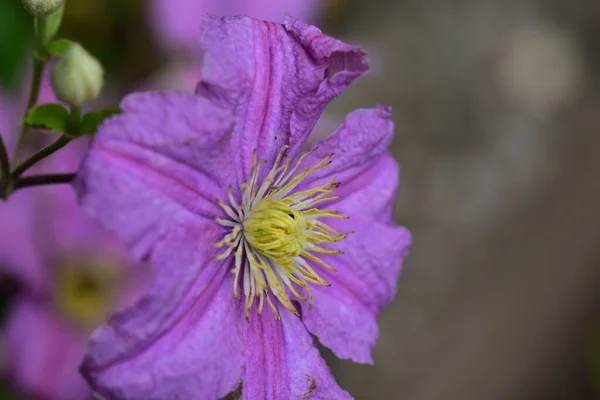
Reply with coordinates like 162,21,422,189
21,0,64,16
51,43,104,107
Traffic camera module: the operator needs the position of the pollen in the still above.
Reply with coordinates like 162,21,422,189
214,146,350,320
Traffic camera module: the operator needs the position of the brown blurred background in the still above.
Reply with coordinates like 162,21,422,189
324,1,600,399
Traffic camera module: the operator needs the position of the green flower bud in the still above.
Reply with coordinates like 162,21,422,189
51,44,104,107
21,0,64,16
44,3,65,42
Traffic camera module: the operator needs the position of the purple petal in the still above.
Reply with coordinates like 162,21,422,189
322,150,410,285
333,152,402,223
242,305,351,400
33,184,128,262
76,91,234,252
291,107,411,363
196,15,368,181
150,0,325,52
82,222,244,400
301,161,412,363
299,106,395,200
4,298,90,400
302,211,411,364
301,275,378,365
30,140,130,266
84,279,243,400
0,190,45,290
300,154,411,363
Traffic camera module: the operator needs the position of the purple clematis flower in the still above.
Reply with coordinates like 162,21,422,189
150,0,324,53
76,16,411,400
0,90,144,400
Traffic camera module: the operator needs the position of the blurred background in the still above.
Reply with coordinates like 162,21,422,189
1,0,600,399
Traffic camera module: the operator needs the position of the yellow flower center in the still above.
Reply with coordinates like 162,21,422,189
54,256,119,329
244,199,309,260
214,146,350,320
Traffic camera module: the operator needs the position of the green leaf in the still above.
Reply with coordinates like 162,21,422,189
79,107,121,135
22,103,70,132
47,38,75,56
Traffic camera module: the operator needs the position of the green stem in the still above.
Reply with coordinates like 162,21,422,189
0,131,10,181
13,173,75,191
15,59,46,157
68,105,82,136
14,16,48,158
30,15,47,108
34,16,47,55
11,134,71,179
27,58,45,110
0,131,11,199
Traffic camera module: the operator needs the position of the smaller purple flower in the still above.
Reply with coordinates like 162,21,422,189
0,90,145,400
77,15,411,400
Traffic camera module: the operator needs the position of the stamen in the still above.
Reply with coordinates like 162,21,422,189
213,147,349,320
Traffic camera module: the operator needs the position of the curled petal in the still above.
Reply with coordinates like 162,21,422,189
196,15,368,181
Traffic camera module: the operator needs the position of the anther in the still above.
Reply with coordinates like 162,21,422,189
213,148,350,320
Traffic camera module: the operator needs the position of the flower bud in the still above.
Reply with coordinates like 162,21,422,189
51,44,104,107
44,3,65,42
21,0,64,16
